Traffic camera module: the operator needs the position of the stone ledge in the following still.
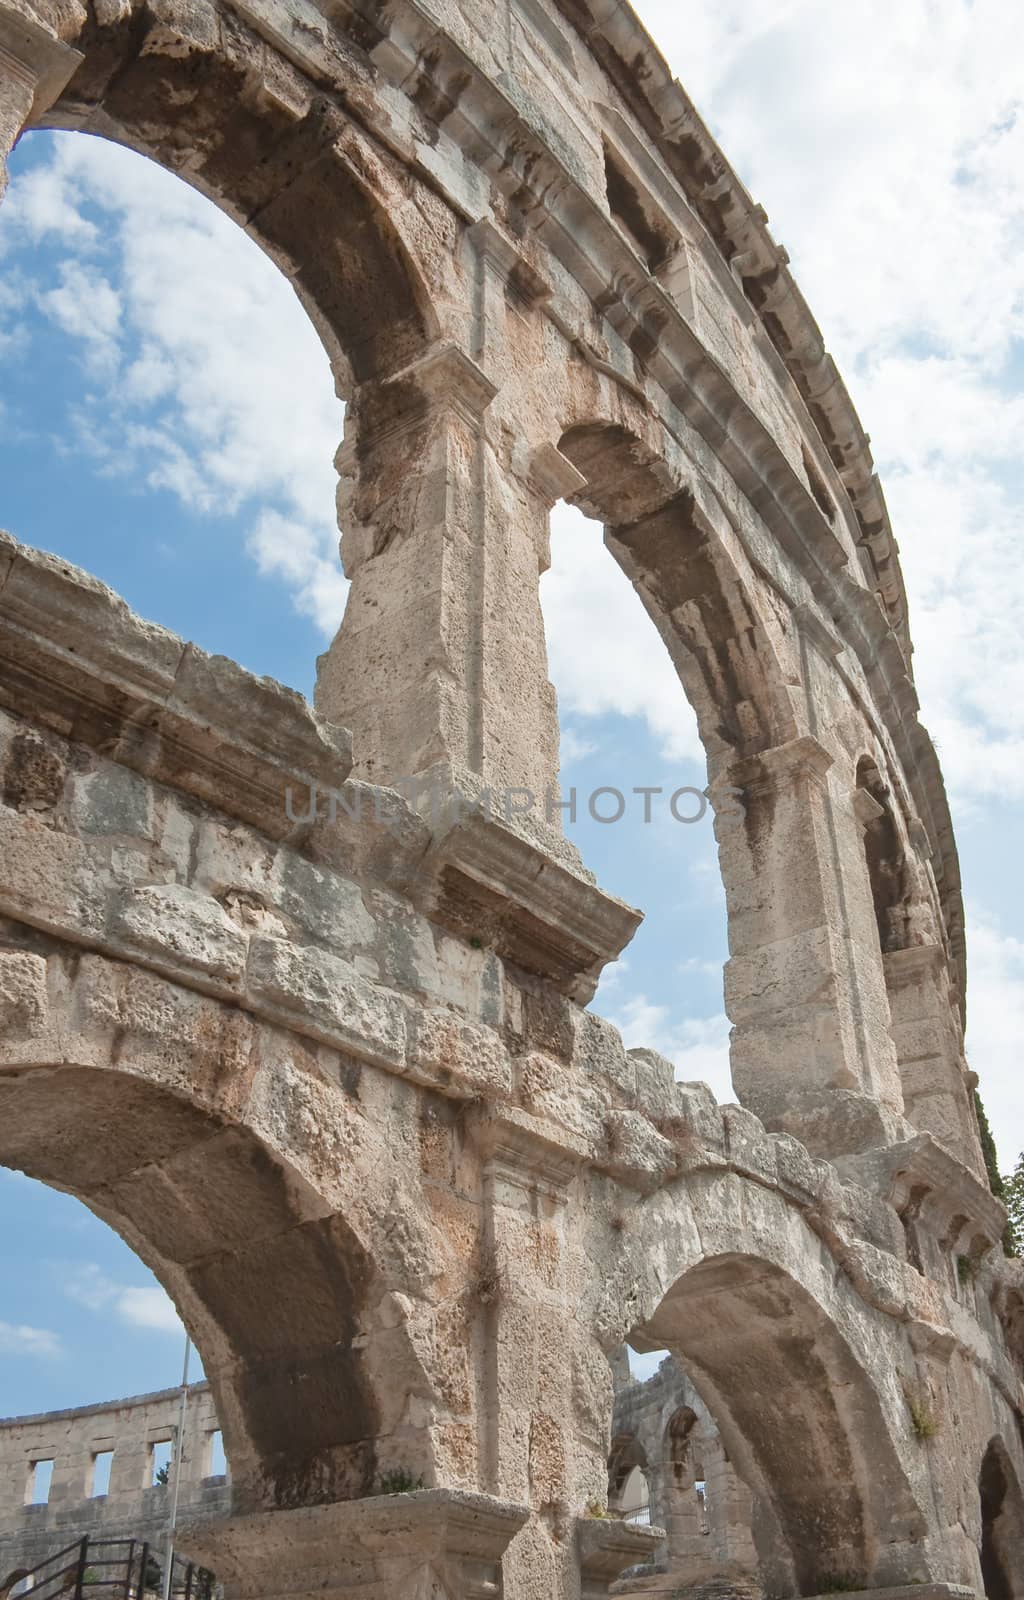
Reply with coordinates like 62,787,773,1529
0,2,83,116
181,1490,530,1600
0,532,639,999
0,530,353,845
577,1515,665,1593
426,811,642,1003
801,1589,975,1600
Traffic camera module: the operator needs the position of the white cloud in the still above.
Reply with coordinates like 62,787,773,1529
606,993,733,1106
62,1263,184,1337
37,261,121,372
4,133,346,636
626,1,1024,808
116,1287,186,1334
248,509,349,634
0,1321,61,1358
542,503,702,765
965,916,1024,1170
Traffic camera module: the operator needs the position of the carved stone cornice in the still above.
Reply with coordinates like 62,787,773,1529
844,1134,1007,1252
425,808,642,1002
0,3,82,119
386,340,499,427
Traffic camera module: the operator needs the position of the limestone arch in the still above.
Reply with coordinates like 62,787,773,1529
595,1171,931,1596
979,1436,1024,1599
1,1571,30,1600
0,1055,441,1514
641,1253,927,1595
554,417,914,1154
22,7,441,396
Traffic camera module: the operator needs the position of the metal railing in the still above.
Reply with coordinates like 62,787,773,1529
622,1502,652,1526
9,1536,215,1600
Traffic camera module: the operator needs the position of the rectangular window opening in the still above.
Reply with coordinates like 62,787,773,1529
603,140,675,275
27,1459,54,1505
205,1430,226,1479
150,1439,173,1488
91,1450,114,1498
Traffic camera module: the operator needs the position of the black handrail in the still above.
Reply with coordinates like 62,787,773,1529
8,1534,216,1600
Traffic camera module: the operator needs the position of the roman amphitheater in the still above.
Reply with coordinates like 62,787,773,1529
0,0,1022,1596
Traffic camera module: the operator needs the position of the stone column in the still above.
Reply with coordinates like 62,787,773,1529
716,735,905,1157
661,1461,707,1566
0,4,81,198
883,943,985,1181
182,1491,529,1600
314,340,565,836
704,1442,757,1572
470,1115,630,1597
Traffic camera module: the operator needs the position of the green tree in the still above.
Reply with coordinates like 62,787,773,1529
1002,1150,1024,1257
974,1092,1019,1256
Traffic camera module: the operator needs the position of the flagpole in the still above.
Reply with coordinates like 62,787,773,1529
161,1333,191,1600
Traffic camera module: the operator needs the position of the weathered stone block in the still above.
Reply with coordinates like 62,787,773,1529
0,949,47,1036
628,1045,677,1124
516,1050,606,1144
272,850,376,953
246,936,406,1068
70,764,152,839
574,1008,634,1101
0,810,105,939
601,1111,677,1192
113,883,249,986
405,1006,511,1099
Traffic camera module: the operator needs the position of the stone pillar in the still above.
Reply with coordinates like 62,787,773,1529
314,341,564,832
480,1125,574,1591
717,735,905,1157
0,4,81,198
883,943,985,1181
659,1449,707,1566
704,1442,757,1572
182,1491,529,1600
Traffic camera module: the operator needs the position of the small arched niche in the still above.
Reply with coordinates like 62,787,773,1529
855,756,912,956
980,1438,1024,1599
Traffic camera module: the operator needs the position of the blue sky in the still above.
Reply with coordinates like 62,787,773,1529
1,0,1023,1415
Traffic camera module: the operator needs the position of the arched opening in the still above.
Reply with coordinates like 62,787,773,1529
541,489,732,1102
980,1438,1024,1599
661,1405,711,1550
2,5,438,692
543,409,803,1125
637,1252,927,1596
1,1571,31,1600
557,422,797,776
607,1435,651,1525
0,1060,419,1513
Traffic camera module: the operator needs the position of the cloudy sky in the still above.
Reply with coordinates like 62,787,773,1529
0,0,1022,1417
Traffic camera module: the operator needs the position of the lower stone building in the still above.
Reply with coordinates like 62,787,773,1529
1,1359,765,1599
0,1385,229,1596
608,1354,762,1596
